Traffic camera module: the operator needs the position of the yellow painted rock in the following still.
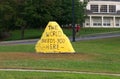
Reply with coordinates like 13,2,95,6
35,21,75,53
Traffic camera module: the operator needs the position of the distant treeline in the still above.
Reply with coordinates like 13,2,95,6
0,0,87,39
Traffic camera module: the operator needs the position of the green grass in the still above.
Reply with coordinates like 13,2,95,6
0,71,119,79
1,37,120,54
64,28,120,36
5,28,120,41
73,37,120,54
0,37,120,73
0,44,35,52
6,29,43,41
79,28,120,35
1,58,119,73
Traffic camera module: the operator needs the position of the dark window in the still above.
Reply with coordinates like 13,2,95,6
103,23,110,26
103,23,106,26
98,23,102,26
86,23,90,26
100,5,107,12
109,5,116,12
107,23,110,26
93,23,97,26
91,5,98,12
116,24,119,26
93,23,102,26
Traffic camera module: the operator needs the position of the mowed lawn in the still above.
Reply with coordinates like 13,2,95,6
0,71,120,79
5,28,120,41
0,37,120,74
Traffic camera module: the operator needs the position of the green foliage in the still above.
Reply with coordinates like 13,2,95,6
74,0,87,25
0,0,87,39
0,0,15,39
0,0,86,28
0,1,15,31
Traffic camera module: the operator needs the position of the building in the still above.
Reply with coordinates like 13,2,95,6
83,0,120,28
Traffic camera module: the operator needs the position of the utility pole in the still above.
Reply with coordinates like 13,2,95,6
72,0,76,42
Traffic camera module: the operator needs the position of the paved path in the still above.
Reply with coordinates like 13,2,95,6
0,39,38,45
74,32,120,41
0,32,120,45
0,69,120,76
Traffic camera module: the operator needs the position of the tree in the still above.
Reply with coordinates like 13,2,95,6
32,0,54,28
14,0,36,39
0,0,15,39
0,0,87,40
14,0,27,39
75,0,87,26
51,0,87,26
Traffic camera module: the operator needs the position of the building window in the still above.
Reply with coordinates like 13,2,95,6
93,23,102,26
86,23,90,26
116,19,120,26
103,19,111,26
91,5,98,12
93,18,102,26
85,18,90,26
109,5,116,13
100,5,107,13
116,24,119,26
103,23,110,26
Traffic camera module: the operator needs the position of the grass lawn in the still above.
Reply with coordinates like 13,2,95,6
5,28,120,41
0,71,119,79
5,29,44,41
0,37,120,73
79,28,120,36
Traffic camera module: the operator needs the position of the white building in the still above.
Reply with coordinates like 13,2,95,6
83,0,120,28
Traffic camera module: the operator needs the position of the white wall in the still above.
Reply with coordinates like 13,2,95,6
116,5,120,11
80,0,84,2
86,1,120,11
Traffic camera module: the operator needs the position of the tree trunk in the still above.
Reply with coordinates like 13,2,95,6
21,26,25,40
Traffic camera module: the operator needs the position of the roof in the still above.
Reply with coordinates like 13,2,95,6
86,10,120,15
